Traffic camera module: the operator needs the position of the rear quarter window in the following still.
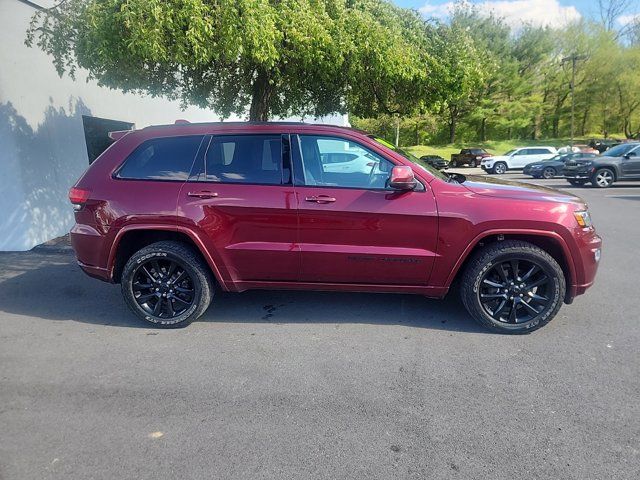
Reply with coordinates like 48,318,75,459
116,135,204,180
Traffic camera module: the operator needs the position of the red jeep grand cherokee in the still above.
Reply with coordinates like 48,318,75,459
69,122,601,333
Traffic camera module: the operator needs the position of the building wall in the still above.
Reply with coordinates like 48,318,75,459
0,1,347,251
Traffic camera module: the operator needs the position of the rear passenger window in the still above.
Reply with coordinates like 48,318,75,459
204,135,284,184
117,135,204,180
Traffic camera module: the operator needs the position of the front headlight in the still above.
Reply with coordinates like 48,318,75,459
574,210,593,228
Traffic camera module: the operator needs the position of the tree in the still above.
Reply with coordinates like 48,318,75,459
429,19,486,143
27,0,432,121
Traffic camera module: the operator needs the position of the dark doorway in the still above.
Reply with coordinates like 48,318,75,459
82,115,134,164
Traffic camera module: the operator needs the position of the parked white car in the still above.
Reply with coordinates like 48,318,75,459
481,146,558,174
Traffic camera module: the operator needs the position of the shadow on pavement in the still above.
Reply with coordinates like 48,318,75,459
0,252,488,333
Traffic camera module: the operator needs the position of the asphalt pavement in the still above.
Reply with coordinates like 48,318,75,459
1,171,639,479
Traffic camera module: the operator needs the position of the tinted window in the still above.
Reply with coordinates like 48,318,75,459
117,135,203,180
605,143,639,157
298,135,394,189
204,135,284,184
530,148,553,154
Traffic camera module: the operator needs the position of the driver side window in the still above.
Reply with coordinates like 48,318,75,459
297,135,394,189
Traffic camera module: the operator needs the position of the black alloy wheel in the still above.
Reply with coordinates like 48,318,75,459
460,240,565,333
121,241,214,327
478,258,552,324
132,257,195,319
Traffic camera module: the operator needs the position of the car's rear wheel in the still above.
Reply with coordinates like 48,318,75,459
469,159,477,168
460,240,565,334
542,167,556,179
591,168,615,188
121,241,214,328
493,162,507,174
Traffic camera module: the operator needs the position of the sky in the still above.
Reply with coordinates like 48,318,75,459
394,0,640,29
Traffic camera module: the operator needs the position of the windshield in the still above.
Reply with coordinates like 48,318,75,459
371,137,448,180
504,149,517,156
605,143,638,157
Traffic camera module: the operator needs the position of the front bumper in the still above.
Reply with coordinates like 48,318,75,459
563,169,592,179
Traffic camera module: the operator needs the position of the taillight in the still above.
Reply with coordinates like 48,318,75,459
69,187,90,210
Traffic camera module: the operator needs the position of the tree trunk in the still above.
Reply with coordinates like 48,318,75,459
448,106,457,144
395,117,400,148
249,70,273,121
580,106,589,136
480,117,486,142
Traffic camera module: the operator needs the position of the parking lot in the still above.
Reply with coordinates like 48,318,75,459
1,172,638,479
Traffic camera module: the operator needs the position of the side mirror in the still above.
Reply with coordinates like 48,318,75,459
624,151,636,159
388,165,417,191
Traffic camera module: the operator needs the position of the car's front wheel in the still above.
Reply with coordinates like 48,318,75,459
469,159,477,168
591,168,615,188
542,167,556,179
460,240,565,334
493,162,507,174
121,241,214,328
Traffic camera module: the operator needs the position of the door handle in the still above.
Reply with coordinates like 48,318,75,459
305,195,336,203
187,190,218,199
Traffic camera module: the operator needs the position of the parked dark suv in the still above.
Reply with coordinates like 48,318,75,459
69,122,601,333
563,142,640,188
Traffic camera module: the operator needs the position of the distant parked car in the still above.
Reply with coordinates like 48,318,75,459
588,139,621,154
420,154,448,169
557,144,599,154
563,142,640,188
523,152,598,179
481,147,557,174
450,148,491,167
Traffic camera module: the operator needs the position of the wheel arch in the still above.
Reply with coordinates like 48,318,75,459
446,230,576,300
594,164,619,180
108,225,227,288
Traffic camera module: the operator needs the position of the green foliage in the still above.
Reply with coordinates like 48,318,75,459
27,0,434,121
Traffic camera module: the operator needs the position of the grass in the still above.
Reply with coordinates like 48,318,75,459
403,134,624,160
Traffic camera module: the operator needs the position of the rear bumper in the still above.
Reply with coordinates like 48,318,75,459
70,223,113,283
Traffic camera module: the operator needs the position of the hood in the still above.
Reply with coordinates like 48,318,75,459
461,174,585,205
484,155,509,162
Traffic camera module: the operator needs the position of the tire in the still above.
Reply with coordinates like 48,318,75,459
121,241,214,328
460,240,566,334
493,162,507,174
469,159,477,168
567,179,586,186
591,168,615,188
542,167,556,179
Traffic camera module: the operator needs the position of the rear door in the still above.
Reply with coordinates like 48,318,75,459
177,133,299,283
291,134,438,286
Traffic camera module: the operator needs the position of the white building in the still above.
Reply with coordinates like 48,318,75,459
0,0,348,251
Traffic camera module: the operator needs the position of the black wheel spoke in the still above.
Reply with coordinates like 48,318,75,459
483,279,504,288
136,293,156,303
520,300,540,315
521,265,539,282
141,266,156,283
508,301,518,323
510,260,519,280
526,275,549,289
152,298,163,316
496,263,509,283
172,296,191,306
166,298,175,316
527,293,548,304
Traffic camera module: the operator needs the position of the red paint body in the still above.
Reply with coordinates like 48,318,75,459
70,123,601,302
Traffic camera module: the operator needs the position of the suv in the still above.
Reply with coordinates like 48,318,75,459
523,152,598,179
481,147,557,174
450,148,491,168
563,142,640,188
69,123,601,333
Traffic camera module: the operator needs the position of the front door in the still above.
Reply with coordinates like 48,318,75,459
177,133,299,283
621,147,640,177
291,134,438,286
